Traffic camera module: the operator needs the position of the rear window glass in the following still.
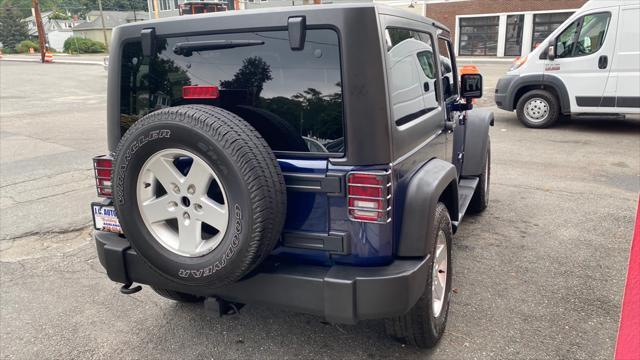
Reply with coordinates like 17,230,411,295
120,29,344,155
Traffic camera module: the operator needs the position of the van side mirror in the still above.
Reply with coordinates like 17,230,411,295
547,43,556,61
460,73,482,99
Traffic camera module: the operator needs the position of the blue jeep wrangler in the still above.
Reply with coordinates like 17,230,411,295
92,4,492,348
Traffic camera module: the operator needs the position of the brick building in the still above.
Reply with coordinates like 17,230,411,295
426,0,588,57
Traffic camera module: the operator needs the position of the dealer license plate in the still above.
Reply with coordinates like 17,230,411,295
92,203,122,234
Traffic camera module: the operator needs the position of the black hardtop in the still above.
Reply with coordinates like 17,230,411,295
107,4,449,166
115,4,448,33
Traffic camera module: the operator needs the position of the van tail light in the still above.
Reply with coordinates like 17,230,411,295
347,171,391,223
93,155,113,198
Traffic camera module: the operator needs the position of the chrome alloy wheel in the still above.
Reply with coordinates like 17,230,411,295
524,98,550,123
431,230,448,318
137,148,228,257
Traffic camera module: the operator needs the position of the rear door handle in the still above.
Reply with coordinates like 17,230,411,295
598,55,608,69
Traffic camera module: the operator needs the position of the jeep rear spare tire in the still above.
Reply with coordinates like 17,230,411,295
112,105,286,287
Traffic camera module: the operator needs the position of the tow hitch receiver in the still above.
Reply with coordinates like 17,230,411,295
204,297,245,318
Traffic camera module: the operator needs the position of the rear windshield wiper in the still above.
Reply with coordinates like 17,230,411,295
173,40,265,57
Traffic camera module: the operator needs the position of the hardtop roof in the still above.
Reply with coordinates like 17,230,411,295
116,3,449,34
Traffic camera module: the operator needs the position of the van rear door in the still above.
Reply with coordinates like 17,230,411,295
609,4,640,112
543,7,618,112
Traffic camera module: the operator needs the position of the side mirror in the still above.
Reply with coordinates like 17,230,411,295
460,73,482,99
547,43,556,61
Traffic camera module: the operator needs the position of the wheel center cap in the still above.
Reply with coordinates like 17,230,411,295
181,196,191,208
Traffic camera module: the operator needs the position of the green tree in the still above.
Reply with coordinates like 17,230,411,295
0,0,29,53
220,56,273,106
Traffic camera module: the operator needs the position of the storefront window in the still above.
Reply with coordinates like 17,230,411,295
459,16,499,56
504,14,524,56
532,12,573,49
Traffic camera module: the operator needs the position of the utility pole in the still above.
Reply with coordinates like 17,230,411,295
97,0,109,52
130,0,137,21
153,0,159,19
31,0,46,63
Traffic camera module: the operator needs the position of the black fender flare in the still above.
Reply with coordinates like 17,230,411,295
396,159,458,257
508,74,571,114
461,108,493,177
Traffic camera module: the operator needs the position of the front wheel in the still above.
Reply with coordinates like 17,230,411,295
385,202,453,348
516,89,559,128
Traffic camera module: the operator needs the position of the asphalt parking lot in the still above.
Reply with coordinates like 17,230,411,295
1,60,639,359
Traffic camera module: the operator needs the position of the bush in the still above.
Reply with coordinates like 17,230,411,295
63,37,107,54
15,39,39,53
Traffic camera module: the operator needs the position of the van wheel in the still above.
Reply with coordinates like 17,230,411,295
516,89,559,128
384,202,452,348
152,287,204,303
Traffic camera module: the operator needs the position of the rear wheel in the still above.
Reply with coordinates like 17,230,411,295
385,203,452,348
152,287,204,303
516,89,559,128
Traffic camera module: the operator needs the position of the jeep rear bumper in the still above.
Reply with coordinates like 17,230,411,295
95,231,428,324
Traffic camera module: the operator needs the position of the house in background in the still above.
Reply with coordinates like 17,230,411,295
23,11,82,51
72,11,148,45
425,0,589,58
146,0,234,18
144,0,425,19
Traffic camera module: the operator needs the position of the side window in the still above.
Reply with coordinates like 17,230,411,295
555,20,579,58
386,28,439,125
556,12,610,58
575,13,610,56
437,38,458,101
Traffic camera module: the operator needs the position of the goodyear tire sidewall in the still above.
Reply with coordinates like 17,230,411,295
113,120,254,286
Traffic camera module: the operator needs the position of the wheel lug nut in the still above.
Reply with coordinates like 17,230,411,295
194,203,202,212
187,184,196,195
172,184,180,194
168,201,178,210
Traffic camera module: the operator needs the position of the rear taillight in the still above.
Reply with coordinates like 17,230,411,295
347,171,391,223
93,155,113,198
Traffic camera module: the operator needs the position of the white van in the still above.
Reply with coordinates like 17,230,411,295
494,0,640,128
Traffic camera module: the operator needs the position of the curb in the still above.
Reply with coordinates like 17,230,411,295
1,57,103,66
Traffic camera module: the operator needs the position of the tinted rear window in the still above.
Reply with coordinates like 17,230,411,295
120,29,344,155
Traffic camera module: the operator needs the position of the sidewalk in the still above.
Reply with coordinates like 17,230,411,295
1,53,105,66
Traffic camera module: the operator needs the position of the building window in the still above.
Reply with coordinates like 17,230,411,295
532,12,573,49
173,0,178,8
504,14,524,57
158,0,172,11
458,16,499,56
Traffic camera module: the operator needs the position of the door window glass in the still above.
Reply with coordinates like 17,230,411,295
555,12,610,58
555,20,579,58
386,28,438,125
438,38,457,101
575,13,610,56
458,16,499,56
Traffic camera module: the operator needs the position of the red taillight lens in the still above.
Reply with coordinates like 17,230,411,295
93,156,113,198
347,172,391,223
182,85,220,99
